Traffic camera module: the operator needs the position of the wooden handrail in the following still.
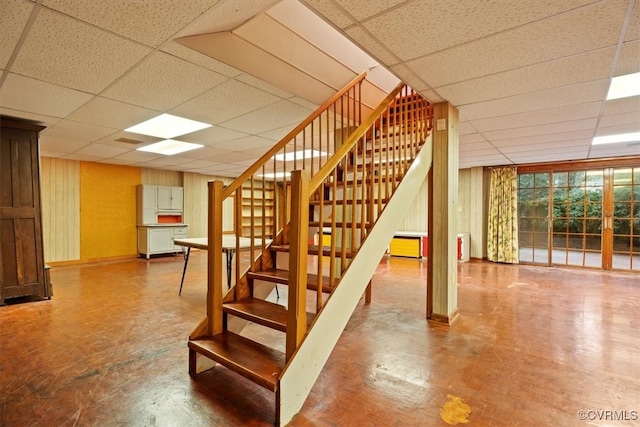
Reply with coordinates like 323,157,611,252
308,82,406,193
222,71,367,199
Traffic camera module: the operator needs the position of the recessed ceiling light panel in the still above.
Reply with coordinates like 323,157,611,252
606,72,640,100
125,114,212,139
592,132,640,145
137,139,203,155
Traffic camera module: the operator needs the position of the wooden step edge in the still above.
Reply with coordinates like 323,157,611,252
309,221,372,229
309,198,389,206
224,298,288,332
224,297,316,332
247,269,335,292
188,331,285,391
270,244,356,259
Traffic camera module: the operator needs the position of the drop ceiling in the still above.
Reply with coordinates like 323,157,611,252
1,0,638,176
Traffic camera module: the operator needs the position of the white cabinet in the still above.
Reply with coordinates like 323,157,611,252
157,186,183,211
137,225,188,259
137,185,158,224
137,185,184,224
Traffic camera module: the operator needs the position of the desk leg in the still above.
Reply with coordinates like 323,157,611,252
179,247,191,295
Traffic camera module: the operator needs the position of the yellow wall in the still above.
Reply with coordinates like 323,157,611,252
80,162,141,261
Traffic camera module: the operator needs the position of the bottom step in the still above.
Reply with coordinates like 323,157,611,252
189,331,285,391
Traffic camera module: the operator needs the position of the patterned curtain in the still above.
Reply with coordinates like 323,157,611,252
487,166,519,263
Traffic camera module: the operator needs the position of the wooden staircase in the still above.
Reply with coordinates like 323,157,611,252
187,72,433,425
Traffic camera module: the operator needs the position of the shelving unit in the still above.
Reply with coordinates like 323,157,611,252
240,181,275,237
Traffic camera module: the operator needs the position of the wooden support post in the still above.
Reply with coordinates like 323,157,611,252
208,180,224,335
365,279,372,303
287,170,309,360
427,102,459,325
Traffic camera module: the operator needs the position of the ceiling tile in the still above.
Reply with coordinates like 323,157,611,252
0,73,92,117
170,78,280,125
492,129,595,148
499,138,591,153
268,1,384,84
344,25,400,66
589,144,640,158
594,123,640,137
437,47,615,105
74,143,130,158
0,0,33,68
459,80,609,120
211,151,260,163
160,42,242,78
173,145,233,160
599,111,640,128
624,0,640,42
142,156,197,167
66,97,159,130
235,73,294,99
301,0,354,29
95,131,160,150
102,51,229,111
220,99,313,134
507,149,589,163
482,118,597,141
471,102,602,133
615,40,640,76
407,1,626,87
112,150,164,163
360,0,600,61
42,119,118,142
177,125,248,146
39,135,91,153
173,0,281,37
62,153,104,162
12,8,152,93
0,106,62,128
332,0,408,21
43,0,219,47
210,135,277,151
602,96,640,116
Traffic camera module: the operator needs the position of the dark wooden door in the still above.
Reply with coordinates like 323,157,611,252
0,119,47,304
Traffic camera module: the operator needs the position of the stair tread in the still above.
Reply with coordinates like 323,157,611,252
270,244,355,258
309,198,389,206
309,221,372,229
247,268,335,292
189,331,285,391
224,297,315,332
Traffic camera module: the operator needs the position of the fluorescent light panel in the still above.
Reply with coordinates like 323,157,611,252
137,139,203,155
273,149,327,162
606,72,640,100
592,132,640,145
125,114,212,138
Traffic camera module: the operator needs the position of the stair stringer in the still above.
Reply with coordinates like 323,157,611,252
277,134,433,426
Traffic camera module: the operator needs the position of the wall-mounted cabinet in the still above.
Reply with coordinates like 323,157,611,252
137,184,183,224
157,186,183,211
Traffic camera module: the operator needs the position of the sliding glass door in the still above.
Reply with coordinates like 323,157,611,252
517,164,640,271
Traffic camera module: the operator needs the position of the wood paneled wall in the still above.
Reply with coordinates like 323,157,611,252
457,166,487,259
397,178,428,232
183,172,234,238
141,168,182,186
40,157,81,262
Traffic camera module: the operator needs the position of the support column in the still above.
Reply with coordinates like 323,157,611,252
427,102,459,325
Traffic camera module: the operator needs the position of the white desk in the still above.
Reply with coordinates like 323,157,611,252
173,236,271,295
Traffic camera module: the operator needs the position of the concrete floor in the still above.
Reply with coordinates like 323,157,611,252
1,253,639,426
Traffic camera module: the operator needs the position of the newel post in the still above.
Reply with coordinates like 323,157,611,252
287,170,309,360
207,180,224,335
